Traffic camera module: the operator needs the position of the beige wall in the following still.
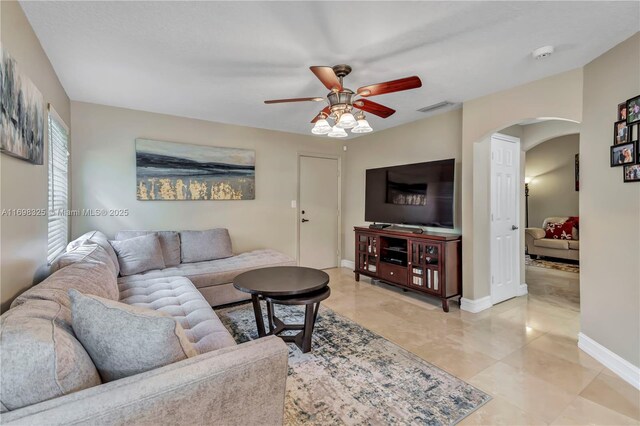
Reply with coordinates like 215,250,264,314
341,108,463,262
580,33,639,368
525,134,580,228
70,102,342,260
462,68,584,299
0,1,70,312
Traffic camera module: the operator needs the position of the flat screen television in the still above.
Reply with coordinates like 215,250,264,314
365,159,455,228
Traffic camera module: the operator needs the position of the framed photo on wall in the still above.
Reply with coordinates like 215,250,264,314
610,142,636,167
614,120,628,144
623,164,640,182
618,102,628,120
627,95,640,125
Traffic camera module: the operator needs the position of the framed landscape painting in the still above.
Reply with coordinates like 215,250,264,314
135,138,255,200
0,46,45,165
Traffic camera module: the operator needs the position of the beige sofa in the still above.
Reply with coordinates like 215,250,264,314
0,230,290,425
525,216,579,261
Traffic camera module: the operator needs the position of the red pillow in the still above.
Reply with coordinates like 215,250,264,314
567,216,579,230
545,221,574,240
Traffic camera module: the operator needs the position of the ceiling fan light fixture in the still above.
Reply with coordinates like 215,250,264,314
311,119,331,135
351,118,373,133
336,112,357,129
327,125,348,138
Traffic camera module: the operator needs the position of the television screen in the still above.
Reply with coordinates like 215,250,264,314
365,159,455,228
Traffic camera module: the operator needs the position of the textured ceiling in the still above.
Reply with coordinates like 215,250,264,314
21,1,640,138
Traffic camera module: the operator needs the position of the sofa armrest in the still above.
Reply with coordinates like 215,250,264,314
525,228,546,240
1,336,288,426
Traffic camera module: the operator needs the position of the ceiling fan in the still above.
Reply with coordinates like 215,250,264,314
264,64,422,137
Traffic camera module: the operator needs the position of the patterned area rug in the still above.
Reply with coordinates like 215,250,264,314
525,256,579,273
217,303,491,425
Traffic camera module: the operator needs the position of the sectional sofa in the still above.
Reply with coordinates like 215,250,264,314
0,229,294,425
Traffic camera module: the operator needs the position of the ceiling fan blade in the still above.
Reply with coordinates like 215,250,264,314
357,76,422,97
311,106,331,123
353,99,396,118
264,97,324,104
310,66,342,91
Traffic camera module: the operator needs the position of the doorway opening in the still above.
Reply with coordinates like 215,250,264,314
524,132,580,310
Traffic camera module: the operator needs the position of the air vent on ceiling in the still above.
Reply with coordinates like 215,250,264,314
417,101,455,114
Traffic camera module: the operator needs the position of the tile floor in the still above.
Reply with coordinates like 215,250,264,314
322,265,640,425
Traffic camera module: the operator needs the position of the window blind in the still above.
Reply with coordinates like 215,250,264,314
47,105,69,263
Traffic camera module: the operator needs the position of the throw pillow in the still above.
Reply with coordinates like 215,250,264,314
115,230,181,267
109,234,165,276
69,289,198,382
0,299,102,411
544,221,574,240
180,228,233,263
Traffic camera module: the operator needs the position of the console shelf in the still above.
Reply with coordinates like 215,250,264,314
354,226,462,312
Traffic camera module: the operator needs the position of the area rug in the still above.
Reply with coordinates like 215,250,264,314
525,256,579,273
217,303,491,425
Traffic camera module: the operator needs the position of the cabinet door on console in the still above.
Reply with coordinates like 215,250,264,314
408,241,442,295
356,233,379,274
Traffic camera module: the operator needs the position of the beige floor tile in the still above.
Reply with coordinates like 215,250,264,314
460,396,547,426
526,333,603,371
320,267,631,425
467,362,577,423
502,345,601,394
580,370,640,421
411,340,499,380
551,396,639,425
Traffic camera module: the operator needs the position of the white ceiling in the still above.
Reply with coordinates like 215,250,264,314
21,1,639,138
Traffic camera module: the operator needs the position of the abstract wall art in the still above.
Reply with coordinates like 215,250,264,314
0,45,45,165
135,138,255,200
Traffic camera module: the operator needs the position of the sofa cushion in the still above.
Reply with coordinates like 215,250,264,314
534,239,570,250
68,230,120,276
115,230,181,267
180,229,232,263
568,240,580,250
109,234,166,276
69,289,198,382
11,260,119,310
118,276,236,353
0,299,101,411
51,242,118,279
118,249,296,291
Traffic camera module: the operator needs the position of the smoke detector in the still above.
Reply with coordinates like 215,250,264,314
532,45,554,60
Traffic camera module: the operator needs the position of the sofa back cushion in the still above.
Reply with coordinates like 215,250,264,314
180,229,233,263
67,230,120,276
69,289,198,382
109,234,166,276
115,230,181,267
51,242,118,279
11,260,119,311
0,299,101,411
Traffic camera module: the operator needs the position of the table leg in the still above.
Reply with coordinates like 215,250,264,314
301,303,315,353
266,300,275,334
251,294,266,337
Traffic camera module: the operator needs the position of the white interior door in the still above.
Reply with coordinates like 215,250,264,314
299,155,339,269
490,133,521,304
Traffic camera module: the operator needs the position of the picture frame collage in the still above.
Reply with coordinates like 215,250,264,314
611,95,640,183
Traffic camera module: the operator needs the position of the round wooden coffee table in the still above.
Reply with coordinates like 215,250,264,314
233,266,330,353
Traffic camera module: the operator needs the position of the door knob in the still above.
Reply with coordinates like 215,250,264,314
301,218,310,223
512,225,519,230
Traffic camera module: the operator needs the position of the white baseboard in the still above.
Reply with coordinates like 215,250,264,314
460,296,493,313
578,332,640,390
517,283,528,296
340,259,355,269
